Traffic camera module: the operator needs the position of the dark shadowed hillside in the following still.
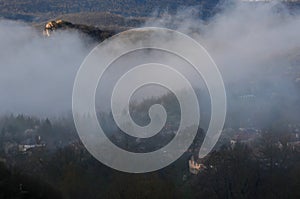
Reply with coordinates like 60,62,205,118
42,20,115,42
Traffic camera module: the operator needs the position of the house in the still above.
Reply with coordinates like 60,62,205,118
189,156,206,175
18,144,45,153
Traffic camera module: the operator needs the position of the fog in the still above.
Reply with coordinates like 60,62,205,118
145,1,300,82
0,0,299,127
0,20,89,116
124,0,300,127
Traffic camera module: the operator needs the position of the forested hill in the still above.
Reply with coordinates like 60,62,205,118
0,0,220,22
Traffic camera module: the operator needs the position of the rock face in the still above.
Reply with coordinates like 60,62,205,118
43,19,114,42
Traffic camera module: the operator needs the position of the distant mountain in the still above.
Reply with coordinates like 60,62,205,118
0,0,220,22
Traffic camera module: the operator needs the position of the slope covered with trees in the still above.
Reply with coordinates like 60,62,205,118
0,0,220,22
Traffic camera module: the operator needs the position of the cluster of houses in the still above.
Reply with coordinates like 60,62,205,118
188,125,300,175
287,124,300,151
1,126,46,157
1,120,299,176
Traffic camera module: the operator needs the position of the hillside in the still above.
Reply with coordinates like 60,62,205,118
53,12,147,30
42,20,114,42
0,0,219,22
